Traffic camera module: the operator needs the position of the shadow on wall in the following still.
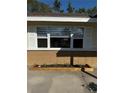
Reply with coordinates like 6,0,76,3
88,18,97,22
56,50,97,66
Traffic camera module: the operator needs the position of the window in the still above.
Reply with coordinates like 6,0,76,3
72,28,84,48
48,27,70,36
37,26,84,49
37,27,47,48
50,38,70,48
49,27,70,48
37,27,47,37
73,39,83,48
72,28,84,38
37,39,47,48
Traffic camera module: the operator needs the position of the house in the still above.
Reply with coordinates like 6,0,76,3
27,13,97,68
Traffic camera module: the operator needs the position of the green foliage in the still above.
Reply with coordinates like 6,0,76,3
75,8,86,14
87,6,97,15
53,0,61,12
67,1,74,13
27,0,52,13
60,10,64,13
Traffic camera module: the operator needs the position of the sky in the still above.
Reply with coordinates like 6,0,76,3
38,0,97,11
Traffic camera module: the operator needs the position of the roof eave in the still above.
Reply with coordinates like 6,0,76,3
27,16,96,23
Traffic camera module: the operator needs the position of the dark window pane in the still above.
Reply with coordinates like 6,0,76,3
49,27,70,36
72,28,84,38
37,27,47,37
37,27,70,37
73,39,83,48
50,38,70,48
50,30,70,36
37,27,84,38
38,39,47,48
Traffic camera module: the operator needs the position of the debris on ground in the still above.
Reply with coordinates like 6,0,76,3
87,82,97,93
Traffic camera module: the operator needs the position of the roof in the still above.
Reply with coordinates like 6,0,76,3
27,13,90,18
89,14,97,18
27,13,97,23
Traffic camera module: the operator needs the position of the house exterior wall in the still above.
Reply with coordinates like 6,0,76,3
27,22,97,68
27,25,97,50
84,27,97,49
27,51,97,67
27,26,37,49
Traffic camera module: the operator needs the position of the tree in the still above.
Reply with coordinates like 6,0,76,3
67,1,74,13
27,0,39,12
27,0,52,13
75,8,86,14
91,6,97,14
60,10,64,13
87,6,97,15
53,0,61,12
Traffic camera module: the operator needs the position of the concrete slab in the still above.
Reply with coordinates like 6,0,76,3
28,70,96,93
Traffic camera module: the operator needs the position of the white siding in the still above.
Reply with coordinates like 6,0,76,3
27,26,37,49
92,28,97,49
83,28,97,50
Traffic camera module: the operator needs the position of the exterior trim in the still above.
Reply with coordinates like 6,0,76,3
27,16,96,22
27,48,97,51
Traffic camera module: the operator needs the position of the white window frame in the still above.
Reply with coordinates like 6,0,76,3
37,28,48,48
72,31,84,49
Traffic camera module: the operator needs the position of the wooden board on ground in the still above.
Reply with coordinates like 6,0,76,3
29,67,81,72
